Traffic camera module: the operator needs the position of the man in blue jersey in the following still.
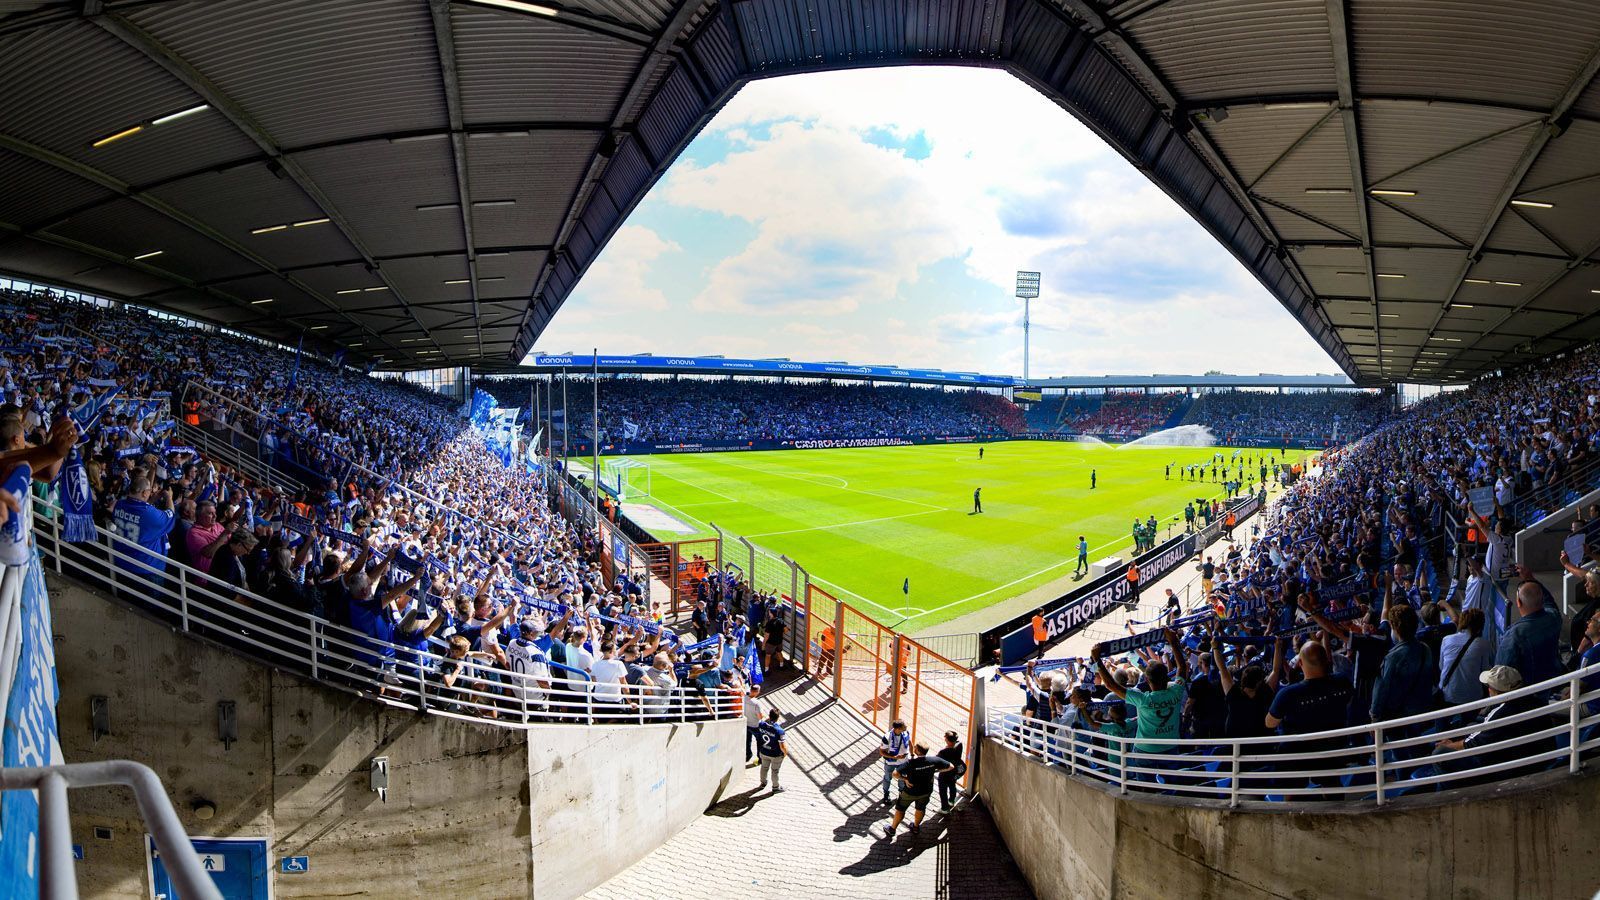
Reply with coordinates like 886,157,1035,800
1075,535,1089,577
111,475,176,584
754,707,788,792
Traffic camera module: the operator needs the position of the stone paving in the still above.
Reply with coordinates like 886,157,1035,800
585,671,1036,900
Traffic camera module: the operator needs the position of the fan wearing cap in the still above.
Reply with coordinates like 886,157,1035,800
1432,665,1560,779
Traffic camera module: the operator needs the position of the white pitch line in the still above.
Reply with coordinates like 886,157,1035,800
805,573,904,618
706,453,947,512
653,466,738,502
743,508,942,539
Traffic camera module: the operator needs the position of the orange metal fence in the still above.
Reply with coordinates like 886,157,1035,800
801,583,978,785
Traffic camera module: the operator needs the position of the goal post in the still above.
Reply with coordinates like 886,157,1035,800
599,457,652,501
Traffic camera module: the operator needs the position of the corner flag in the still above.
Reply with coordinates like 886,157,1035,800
902,577,909,595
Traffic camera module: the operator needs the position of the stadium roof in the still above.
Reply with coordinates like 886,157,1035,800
1028,373,1359,390
0,1,1596,385
507,352,1022,386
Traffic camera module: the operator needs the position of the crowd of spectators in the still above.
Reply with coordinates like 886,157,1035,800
1003,342,1600,793
1181,389,1392,445
1057,391,1186,438
481,377,1025,445
0,287,760,721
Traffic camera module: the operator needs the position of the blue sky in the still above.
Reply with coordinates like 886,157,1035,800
535,67,1339,378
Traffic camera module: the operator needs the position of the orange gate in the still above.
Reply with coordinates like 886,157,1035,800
805,584,978,785
637,537,721,618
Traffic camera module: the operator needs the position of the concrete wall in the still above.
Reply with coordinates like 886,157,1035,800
48,574,742,899
980,735,1600,900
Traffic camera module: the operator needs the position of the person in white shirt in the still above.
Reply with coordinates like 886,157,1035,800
743,684,768,765
589,641,632,718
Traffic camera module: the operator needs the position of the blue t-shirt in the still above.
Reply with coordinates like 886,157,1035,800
755,720,785,757
110,497,175,578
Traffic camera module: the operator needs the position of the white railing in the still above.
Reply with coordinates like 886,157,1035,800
31,507,739,729
987,664,1600,808
1,761,223,900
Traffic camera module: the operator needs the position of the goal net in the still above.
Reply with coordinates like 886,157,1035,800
599,457,652,501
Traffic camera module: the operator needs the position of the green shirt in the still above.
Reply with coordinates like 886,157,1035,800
1124,677,1186,753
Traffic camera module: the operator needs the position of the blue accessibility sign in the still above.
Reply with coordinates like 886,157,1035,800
280,856,309,873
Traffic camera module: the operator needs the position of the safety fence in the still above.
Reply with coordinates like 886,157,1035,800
31,505,740,729
986,658,1600,808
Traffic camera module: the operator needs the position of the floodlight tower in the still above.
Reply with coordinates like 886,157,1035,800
1015,271,1041,383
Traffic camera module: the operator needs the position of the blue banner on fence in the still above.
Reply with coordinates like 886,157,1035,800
1,556,63,897
992,532,1198,666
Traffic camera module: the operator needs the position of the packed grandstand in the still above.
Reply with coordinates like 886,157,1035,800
6,281,1600,890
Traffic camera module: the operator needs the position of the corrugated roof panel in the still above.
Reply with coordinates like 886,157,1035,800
1520,120,1600,197
1200,105,1333,185
1367,133,1533,246
145,163,358,270
1004,0,1070,77
130,0,445,149
1360,102,1540,188
601,140,653,207
453,7,642,123
688,10,745,92
465,131,595,248
1261,205,1352,243
1366,201,1458,247
1351,0,1600,111
1129,0,1334,100
295,139,463,259
0,149,117,229
558,0,675,32
45,198,261,284
638,66,708,164
1061,47,1157,149
0,21,260,184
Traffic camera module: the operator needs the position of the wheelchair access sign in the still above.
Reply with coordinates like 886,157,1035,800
147,835,271,899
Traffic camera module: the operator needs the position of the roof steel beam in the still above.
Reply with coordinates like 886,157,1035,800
1434,36,1600,363
90,11,442,364
524,0,708,343
1324,0,1384,370
1202,93,1600,128
430,0,483,359
0,130,411,359
1050,0,1352,377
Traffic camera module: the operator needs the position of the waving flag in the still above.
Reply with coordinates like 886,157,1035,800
745,640,763,686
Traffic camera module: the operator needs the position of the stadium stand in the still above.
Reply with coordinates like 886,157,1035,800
1059,391,1186,438
0,287,750,725
988,340,1600,803
1181,389,1393,446
481,377,1026,443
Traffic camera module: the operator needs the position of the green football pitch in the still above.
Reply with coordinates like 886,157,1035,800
616,440,1308,632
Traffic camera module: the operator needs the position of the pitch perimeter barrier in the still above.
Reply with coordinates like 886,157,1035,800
561,432,1000,456
982,491,1266,667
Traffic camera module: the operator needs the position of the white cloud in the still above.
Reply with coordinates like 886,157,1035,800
540,67,1338,376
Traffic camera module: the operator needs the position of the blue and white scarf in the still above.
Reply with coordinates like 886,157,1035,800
57,447,96,543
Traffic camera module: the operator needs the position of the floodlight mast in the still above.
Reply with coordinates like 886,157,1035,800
1015,271,1041,383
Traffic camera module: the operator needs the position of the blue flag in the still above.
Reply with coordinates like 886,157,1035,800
745,640,763,686
902,577,909,595
56,448,96,543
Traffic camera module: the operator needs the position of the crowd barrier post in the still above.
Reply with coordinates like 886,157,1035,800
1373,729,1386,805
1570,687,1583,774
832,597,846,700
795,561,812,674
888,632,902,725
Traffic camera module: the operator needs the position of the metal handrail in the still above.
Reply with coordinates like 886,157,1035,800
986,660,1600,808
1505,451,1600,527
0,761,223,900
32,505,739,728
